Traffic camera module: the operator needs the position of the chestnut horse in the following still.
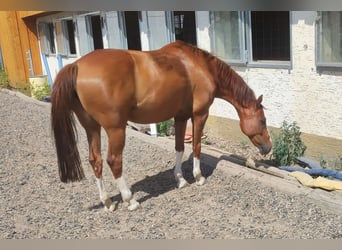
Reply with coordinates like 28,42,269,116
51,40,272,211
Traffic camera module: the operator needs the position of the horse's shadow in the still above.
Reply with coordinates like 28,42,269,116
130,152,219,204
88,152,259,211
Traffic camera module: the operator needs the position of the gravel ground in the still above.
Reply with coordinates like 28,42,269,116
1,89,342,239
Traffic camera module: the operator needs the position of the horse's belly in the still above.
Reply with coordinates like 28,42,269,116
128,98,191,124
128,106,179,124
128,76,193,124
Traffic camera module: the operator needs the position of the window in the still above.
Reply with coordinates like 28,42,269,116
38,22,56,54
145,11,172,50
55,19,77,56
210,11,244,63
250,11,290,61
89,15,104,50
173,11,197,45
55,21,65,54
124,11,141,50
76,13,105,55
317,11,342,67
105,11,126,49
46,23,56,54
210,11,291,67
66,20,77,54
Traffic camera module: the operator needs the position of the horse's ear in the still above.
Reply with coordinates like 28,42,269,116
256,95,263,108
257,95,263,104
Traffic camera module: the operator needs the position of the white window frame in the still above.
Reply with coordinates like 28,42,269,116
75,11,102,56
164,11,198,46
209,11,292,69
55,18,77,57
85,12,105,51
316,11,342,68
139,11,173,50
246,11,292,69
37,21,56,55
209,11,246,64
103,11,127,49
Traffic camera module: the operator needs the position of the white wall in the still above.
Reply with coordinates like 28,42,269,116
209,11,342,140
41,55,78,82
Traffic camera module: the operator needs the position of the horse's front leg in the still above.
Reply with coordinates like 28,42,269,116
174,118,189,188
106,127,139,211
192,113,208,185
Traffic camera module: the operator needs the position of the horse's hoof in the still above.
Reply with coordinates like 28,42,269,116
177,177,189,189
102,197,114,210
128,199,140,211
104,203,115,212
108,203,116,212
196,176,206,186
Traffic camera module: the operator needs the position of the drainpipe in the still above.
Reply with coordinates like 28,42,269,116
57,54,63,70
41,53,53,88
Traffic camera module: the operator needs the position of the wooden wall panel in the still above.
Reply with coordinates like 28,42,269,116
21,14,43,77
0,11,43,89
0,11,27,88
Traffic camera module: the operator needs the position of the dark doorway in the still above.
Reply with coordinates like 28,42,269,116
66,20,76,54
173,11,197,45
124,11,142,50
90,15,104,50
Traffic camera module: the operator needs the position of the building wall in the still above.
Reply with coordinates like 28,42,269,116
209,11,342,140
33,11,342,140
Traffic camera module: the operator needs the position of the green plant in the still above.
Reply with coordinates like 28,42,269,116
202,139,212,145
157,119,174,137
319,155,327,169
272,121,307,166
30,83,50,100
240,140,248,150
0,70,10,88
333,156,342,171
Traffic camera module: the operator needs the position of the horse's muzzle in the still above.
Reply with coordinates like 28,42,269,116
259,143,272,156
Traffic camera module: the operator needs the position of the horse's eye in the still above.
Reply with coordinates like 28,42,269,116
261,119,266,126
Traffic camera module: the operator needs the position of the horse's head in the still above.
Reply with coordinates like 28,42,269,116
239,95,272,155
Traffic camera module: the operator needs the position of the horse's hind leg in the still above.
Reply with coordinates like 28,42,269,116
87,126,115,211
174,118,189,188
105,127,139,211
74,110,114,211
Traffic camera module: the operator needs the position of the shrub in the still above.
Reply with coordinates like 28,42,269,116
157,119,174,136
30,82,51,100
272,121,307,166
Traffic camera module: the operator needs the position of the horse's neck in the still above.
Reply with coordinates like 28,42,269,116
213,64,255,116
214,68,240,105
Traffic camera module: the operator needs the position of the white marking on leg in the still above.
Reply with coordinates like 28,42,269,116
96,177,107,201
174,151,183,178
117,176,131,201
96,177,115,211
174,151,189,188
193,157,205,185
117,176,139,211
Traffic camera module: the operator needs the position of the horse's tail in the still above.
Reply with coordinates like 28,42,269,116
51,63,85,183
